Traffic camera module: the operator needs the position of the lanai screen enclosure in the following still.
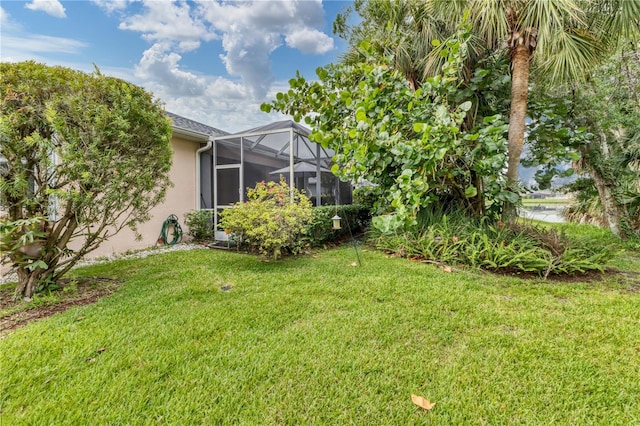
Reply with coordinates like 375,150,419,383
202,120,351,240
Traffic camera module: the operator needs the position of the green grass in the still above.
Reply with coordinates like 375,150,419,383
522,198,570,206
1,244,640,424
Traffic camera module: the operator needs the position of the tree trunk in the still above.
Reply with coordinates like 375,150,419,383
590,167,624,238
15,267,45,300
470,170,485,217
507,44,530,182
504,43,531,221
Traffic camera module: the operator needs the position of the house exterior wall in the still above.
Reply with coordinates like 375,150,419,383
85,136,201,257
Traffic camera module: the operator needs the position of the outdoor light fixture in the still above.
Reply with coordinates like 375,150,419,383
331,214,342,230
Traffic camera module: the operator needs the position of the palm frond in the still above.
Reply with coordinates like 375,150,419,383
537,27,604,82
522,0,585,54
585,0,640,42
467,0,509,50
622,128,640,167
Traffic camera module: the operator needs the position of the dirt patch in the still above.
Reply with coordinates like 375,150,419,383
0,277,122,335
490,267,640,291
492,268,611,283
403,253,640,288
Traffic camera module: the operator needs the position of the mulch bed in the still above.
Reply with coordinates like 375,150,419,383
0,277,122,335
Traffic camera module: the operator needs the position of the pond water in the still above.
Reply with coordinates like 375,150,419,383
520,207,566,223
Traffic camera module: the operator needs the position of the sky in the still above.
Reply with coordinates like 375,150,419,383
0,0,354,133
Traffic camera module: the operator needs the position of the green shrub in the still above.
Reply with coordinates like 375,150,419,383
352,186,380,212
220,178,312,259
369,210,614,277
304,204,372,246
184,210,214,242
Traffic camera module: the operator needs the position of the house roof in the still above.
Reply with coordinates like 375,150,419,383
214,119,333,162
166,111,228,141
238,120,311,137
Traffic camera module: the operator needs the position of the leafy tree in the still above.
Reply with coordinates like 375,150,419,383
336,0,639,219
336,1,513,129
264,30,513,230
0,61,172,299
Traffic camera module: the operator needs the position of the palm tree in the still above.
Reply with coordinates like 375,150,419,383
430,0,637,182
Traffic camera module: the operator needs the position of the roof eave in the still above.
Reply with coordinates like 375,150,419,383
172,126,211,143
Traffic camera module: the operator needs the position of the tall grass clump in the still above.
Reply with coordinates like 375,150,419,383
369,209,614,277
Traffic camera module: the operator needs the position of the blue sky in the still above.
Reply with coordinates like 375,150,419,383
1,0,354,132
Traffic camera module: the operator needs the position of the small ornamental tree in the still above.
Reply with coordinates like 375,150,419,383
0,61,173,299
220,178,313,259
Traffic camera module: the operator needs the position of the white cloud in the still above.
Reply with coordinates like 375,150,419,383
0,6,22,33
195,0,333,98
217,31,279,99
24,0,66,18
137,68,272,133
135,42,207,97
1,34,87,59
161,83,288,134
131,41,279,132
285,28,334,54
137,69,295,133
119,0,215,52
91,0,128,14
118,0,334,100
196,0,325,32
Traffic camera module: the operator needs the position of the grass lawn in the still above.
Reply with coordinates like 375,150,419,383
521,198,570,206
1,239,640,424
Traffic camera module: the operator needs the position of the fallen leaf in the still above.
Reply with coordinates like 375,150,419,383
350,262,358,267
411,394,436,411
96,347,106,353
312,255,319,259
86,357,97,363
441,265,452,273
75,316,86,322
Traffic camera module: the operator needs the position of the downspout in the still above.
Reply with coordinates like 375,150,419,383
195,136,214,210
316,142,321,207
289,128,295,203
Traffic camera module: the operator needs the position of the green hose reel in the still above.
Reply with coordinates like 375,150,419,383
158,214,183,246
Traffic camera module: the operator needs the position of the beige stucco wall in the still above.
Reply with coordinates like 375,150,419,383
86,136,201,258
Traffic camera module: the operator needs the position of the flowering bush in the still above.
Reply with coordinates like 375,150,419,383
219,178,313,259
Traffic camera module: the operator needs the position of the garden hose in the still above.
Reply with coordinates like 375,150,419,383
158,214,183,246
